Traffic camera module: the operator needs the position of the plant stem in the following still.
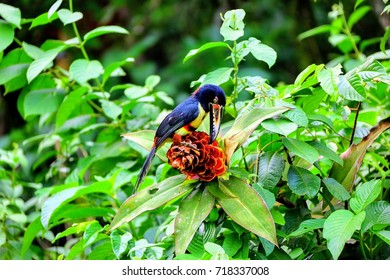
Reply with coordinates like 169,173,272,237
359,232,368,260
350,102,361,146
340,9,362,60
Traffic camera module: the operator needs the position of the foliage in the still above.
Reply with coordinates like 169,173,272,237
0,0,389,260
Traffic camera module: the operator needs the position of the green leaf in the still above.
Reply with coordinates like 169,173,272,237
100,99,123,120
124,85,149,100
294,64,321,86
208,177,277,245
374,230,390,245
83,221,103,247
323,210,365,259
380,26,390,54
0,21,14,52
361,201,390,232
309,141,343,165
48,0,63,18
52,221,95,243
111,231,133,259
145,75,161,90
261,119,298,136
282,138,319,164
56,87,88,129
204,242,229,260
298,25,332,41
348,6,371,30
220,9,246,41
222,233,242,257
30,12,59,29
69,59,104,84
24,88,64,118
247,37,277,68
83,25,129,43
350,180,382,214
338,74,365,101
21,216,43,256
288,219,325,237
121,130,168,161
102,57,134,84
318,66,342,95
57,9,83,25
224,106,288,163
27,46,65,83
108,175,190,231
41,181,112,228
287,166,321,198
175,187,214,255
257,151,285,189
184,42,229,63
201,67,234,86
0,3,21,28
283,107,308,127
323,178,350,201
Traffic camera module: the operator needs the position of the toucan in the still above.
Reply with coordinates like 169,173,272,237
133,84,226,193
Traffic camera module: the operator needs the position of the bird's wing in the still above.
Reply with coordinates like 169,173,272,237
154,97,199,147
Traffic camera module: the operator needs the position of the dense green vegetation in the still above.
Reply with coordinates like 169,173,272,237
0,0,389,260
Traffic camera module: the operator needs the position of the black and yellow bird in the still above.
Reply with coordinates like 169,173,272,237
133,84,226,193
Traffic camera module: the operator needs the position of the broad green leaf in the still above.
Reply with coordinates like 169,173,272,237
220,9,245,41
224,106,288,163
183,42,229,63
204,242,229,260
309,141,343,165
247,37,277,68
348,6,371,30
261,119,298,136
287,166,321,198
350,180,381,214
0,3,21,28
0,22,14,52
24,88,64,118
294,64,321,86
30,12,59,29
48,0,63,18
323,210,365,259
145,75,161,90
0,48,31,92
355,59,386,80
57,9,83,25
208,177,277,245
298,25,332,41
318,65,342,95
338,74,365,101
307,113,335,130
361,201,390,232
222,233,242,257
323,178,350,201
0,63,29,86
288,219,325,237
56,87,88,129
102,57,133,84
108,175,190,231
52,221,95,243
83,25,129,42
69,59,103,84
201,67,234,86
121,130,168,161
111,231,133,259
252,183,276,210
27,46,65,83
374,230,390,245
175,187,214,255
283,107,308,127
124,85,149,100
257,151,285,189
282,138,319,164
329,117,390,193
41,181,112,228
21,216,43,256
100,99,123,120
83,221,103,247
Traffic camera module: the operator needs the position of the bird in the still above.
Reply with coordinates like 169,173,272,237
133,84,226,193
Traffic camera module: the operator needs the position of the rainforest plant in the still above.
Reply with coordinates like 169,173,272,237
0,1,389,260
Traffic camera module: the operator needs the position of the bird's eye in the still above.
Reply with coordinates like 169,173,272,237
213,96,218,104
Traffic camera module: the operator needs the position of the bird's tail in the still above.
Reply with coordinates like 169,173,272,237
133,145,157,194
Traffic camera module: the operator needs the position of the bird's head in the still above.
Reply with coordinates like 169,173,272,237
194,84,226,143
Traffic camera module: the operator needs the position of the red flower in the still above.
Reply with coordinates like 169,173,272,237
166,131,227,181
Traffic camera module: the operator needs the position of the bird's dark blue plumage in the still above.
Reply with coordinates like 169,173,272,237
133,84,226,193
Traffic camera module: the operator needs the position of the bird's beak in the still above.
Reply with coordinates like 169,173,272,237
209,103,224,143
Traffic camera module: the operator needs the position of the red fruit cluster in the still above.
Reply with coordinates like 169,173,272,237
166,131,226,181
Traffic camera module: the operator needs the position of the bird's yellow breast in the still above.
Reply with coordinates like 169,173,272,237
176,103,207,136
